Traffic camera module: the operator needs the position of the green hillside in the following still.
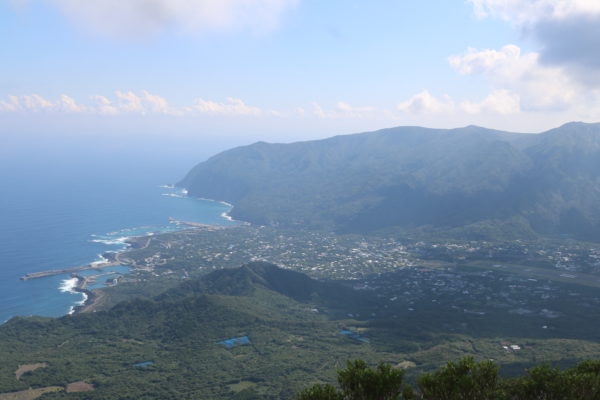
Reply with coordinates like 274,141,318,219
4,262,600,398
179,122,600,241
0,263,374,399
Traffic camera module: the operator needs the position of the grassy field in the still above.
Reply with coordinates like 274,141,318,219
0,387,63,400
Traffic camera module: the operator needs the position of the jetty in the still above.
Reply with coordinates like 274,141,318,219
169,218,226,230
20,261,119,281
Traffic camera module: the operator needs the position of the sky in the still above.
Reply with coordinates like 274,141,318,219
2,0,600,146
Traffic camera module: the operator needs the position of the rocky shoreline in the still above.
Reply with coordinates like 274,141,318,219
71,288,97,314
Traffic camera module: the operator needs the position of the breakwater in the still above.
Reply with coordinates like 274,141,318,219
168,217,227,230
20,261,119,281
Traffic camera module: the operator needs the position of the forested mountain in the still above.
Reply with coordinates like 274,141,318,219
180,122,600,241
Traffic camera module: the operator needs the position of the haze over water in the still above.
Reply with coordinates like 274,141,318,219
0,134,237,323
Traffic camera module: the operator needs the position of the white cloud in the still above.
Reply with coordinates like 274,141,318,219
309,101,378,118
20,94,53,110
335,101,375,116
115,91,145,113
0,94,83,113
469,0,600,23
34,0,299,38
113,90,182,115
394,42,600,120
311,102,327,118
190,97,262,116
395,89,520,116
0,92,264,116
469,1,600,86
140,91,174,114
397,90,454,114
460,90,521,115
91,95,119,115
0,96,21,112
449,45,576,111
449,45,522,76
56,94,88,113
1,87,593,130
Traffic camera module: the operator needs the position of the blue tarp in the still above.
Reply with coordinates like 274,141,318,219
133,361,154,367
339,330,370,343
217,336,251,348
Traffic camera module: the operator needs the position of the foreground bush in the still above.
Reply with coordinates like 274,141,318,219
297,358,600,400
297,360,414,400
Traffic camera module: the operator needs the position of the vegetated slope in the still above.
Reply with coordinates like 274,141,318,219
4,263,600,398
0,263,380,400
179,122,600,241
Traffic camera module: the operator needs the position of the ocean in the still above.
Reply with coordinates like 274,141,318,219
0,135,238,323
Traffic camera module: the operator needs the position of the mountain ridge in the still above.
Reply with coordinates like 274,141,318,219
180,122,600,241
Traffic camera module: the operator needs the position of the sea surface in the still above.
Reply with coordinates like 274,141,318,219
0,137,237,323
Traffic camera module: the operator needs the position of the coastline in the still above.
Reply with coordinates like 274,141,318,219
63,270,120,314
14,189,242,319
192,195,237,223
79,193,242,313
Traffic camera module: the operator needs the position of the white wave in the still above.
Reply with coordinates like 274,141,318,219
220,212,234,221
90,254,110,266
59,278,79,293
77,292,88,306
161,193,185,198
67,291,87,315
62,278,87,315
159,184,175,189
175,191,233,209
106,226,154,236
90,236,131,246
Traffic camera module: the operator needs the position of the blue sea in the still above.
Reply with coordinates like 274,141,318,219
0,134,240,323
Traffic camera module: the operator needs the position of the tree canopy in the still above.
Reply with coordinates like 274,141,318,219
298,357,600,400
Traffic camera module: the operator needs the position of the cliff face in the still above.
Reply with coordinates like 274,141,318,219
180,122,600,241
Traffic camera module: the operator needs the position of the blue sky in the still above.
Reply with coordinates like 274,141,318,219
2,0,600,143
